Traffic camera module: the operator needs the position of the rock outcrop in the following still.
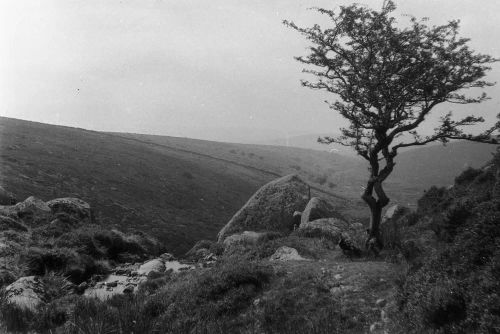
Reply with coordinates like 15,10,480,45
297,218,350,243
0,196,52,226
46,197,92,221
4,276,44,311
300,197,343,225
218,174,310,242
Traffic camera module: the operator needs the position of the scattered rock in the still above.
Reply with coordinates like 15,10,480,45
334,274,342,280
4,276,44,311
301,197,343,225
217,174,310,242
270,246,309,261
137,259,165,275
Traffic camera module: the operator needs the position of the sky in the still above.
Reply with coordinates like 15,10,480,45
0,0,499,143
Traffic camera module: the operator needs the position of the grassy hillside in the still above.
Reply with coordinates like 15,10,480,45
0,117,496,253
0,117,352,254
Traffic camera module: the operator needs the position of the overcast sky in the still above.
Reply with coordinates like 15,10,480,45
1,0,499,143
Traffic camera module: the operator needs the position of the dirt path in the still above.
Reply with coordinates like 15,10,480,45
267,249,402,333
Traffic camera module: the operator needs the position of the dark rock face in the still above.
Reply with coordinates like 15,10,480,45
217,174,310,242
300,197,343,225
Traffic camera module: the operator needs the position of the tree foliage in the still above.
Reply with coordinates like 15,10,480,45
284,1,499,247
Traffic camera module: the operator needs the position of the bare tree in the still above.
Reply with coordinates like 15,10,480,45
284,1,499,250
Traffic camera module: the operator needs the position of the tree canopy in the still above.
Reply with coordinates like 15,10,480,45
285,0,499,249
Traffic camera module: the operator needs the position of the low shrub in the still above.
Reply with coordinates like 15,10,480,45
455,167,482,185
398,186,500,333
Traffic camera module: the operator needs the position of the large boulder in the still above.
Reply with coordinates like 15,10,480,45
46,198,92,221
4,276,44,311
0,186,16,205
269,246,309,261
300,197,343,225
297,218,350,243
137,259,165,275
217,174,310,242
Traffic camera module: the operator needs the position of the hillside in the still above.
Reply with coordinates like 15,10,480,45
0,117,352,254
0,117,496,253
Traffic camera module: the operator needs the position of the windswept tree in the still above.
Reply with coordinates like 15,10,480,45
285,1,499,250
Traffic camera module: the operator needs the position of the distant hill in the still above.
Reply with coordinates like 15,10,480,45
0,116,496,253
393,141,498,186
257,133,357,156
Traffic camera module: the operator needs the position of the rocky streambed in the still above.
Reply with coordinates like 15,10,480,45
84,257,196,300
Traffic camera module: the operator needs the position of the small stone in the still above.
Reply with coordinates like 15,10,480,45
375,298,387,308
334,274,342,280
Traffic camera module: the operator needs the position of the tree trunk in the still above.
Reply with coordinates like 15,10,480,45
362,180,389,253
366,203,384,250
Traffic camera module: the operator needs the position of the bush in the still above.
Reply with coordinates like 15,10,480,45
0,293,35,333
66,297,118,334
398,188,500,333
152,259,272,332
25,247,73,276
